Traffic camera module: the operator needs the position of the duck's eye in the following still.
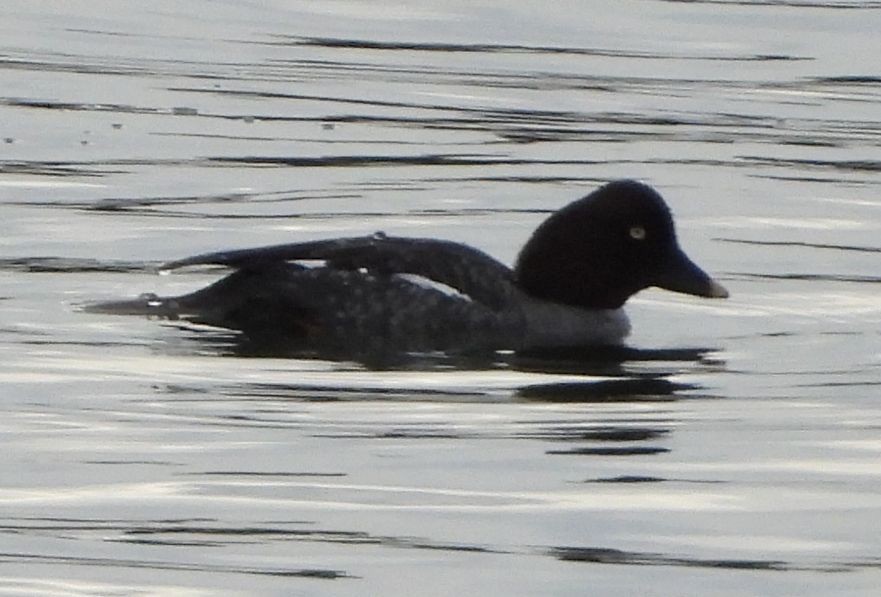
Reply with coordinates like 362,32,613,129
629,225,646,240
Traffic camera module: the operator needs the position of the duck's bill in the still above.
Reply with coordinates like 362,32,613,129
654,249,729,299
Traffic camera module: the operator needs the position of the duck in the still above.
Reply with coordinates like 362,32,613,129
89,180,728,357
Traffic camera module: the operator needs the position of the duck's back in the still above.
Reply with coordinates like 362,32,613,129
171,262,523,355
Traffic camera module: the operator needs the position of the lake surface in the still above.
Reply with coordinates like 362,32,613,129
2,1,880,595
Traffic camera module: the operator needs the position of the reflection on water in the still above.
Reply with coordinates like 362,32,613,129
551,546,790,571
518,377,693,401
0,549,349,580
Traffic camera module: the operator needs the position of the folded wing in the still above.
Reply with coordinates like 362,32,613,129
163,235,518,311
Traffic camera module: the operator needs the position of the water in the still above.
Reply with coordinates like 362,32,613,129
2,1,880,595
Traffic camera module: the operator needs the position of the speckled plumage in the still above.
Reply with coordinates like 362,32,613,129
170,257,527,354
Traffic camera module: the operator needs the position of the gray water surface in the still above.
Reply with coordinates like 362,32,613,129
2,1,880,595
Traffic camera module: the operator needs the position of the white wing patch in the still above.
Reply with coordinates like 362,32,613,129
394,273,473,302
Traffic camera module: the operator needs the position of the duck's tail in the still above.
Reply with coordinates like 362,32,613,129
82,293,185,319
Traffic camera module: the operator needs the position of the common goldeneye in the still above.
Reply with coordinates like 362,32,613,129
90,180,728,356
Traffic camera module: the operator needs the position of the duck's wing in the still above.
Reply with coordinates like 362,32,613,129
162,235,518,310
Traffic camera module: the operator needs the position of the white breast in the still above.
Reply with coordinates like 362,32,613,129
517,294,631,348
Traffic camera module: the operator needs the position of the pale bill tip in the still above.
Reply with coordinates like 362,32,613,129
707,279,729,299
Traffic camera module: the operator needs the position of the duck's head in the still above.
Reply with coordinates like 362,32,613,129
515,180,728,309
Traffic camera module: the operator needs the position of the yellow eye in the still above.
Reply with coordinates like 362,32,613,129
629,225,646,240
